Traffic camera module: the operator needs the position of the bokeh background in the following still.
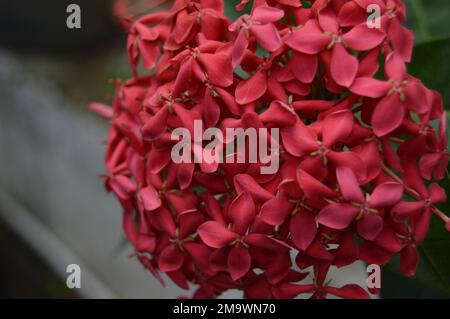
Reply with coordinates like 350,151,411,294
0,0,448,298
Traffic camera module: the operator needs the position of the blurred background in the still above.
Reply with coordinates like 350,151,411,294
0,0,448,298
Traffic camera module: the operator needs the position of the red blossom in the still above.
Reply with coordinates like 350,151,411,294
91,0,449,299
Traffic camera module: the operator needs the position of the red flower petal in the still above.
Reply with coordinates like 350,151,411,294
298,156,327,181
136,234,156,253
265,252,291,285
142,105,169,141
389,18,414,62
370,182,403,208
429,183,447,204
318,6,339,33
281,123,318,157
400,245,418,277
183,242,215,276
392,201,425,219
285,20,329,55
336,166,364,203
215,87,242,116
252,6,284,24
338,2,366,26
357,214,383,241
232,29,249,68
420,153,444,180
304,240,334,263
403,80,429,114
228,244,251,280
147,147,171,174
234,174,275,202
177,162,195,190
171,10,195,44
151,206,177,237
139,185,161,211
202,89,221,127
372,94,405,137
318,203,360,229
291,51,318,83
173,56,193,97
260,101,297,127
250,24,282,52
172,103,201,136
330,43,358,87
89,102,114,120
260,198,294,226
343,24,386,51
413,207,432,244
334,232,359,267
138,41,160,70
374,227,403,253
359,241,392,265
198,53,233,87
322,110,354,147
235,70,267,105
198,221,237,248
110,175,137,200
229,191,255,235
158,244,184,272
385,51,406,82
350,77,391,98
329,151,367,182
292,100,334,112
290,210,317,251
352,141,383,182
297,169,335,199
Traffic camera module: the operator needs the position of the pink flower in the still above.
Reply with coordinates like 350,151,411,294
198,191,289,280
318,167,403,240
393,161,447,244
230,4,284,67
127,12,171,76
91,0,449,299
285,6,385,87
350,51,430,136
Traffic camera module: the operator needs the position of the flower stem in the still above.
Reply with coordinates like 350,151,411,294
382,165,449,225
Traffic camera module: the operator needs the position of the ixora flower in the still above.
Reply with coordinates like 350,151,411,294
91,0,449,299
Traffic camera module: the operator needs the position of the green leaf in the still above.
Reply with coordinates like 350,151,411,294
382,263,447,298
224,0,251,21
405,0,450,44
408,38,450,110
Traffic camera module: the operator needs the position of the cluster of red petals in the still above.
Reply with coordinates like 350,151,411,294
91,0,449,299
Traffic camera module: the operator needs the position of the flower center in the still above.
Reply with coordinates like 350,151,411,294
324,32,346,49
387,79,409,101
310,141,329,165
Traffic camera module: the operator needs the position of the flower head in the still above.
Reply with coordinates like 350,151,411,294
92,0,449,299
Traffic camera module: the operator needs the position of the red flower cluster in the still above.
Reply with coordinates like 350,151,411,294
91,0,449,299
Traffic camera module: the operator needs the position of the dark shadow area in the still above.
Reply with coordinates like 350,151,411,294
0,219,79,298
0,0,121,55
